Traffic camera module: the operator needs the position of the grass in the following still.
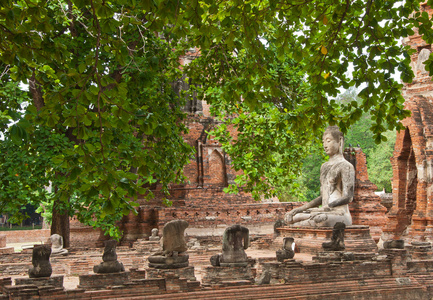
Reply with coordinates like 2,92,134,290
0,225,43,231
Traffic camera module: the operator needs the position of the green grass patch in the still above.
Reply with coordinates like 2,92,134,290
0,225,43,231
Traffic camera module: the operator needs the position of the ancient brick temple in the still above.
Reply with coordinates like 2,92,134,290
383,3,433,242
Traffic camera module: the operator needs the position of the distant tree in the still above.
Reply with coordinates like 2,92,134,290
366,130,396,192
284,87,396,201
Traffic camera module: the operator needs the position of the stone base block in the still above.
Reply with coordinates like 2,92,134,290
78,271,130,290
276,225,377,254
129,268,147,280
313,251,377,263
407,241,433,260
202,265,254,287
0,247,14,254
15,275,64,288
0,235,6,248
146,266,196,281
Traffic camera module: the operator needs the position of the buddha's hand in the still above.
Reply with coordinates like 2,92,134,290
315,205,331,212
285,207,303,223
290,207,304,215
328,201,336,208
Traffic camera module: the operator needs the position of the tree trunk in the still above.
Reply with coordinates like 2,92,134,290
50,198,70,248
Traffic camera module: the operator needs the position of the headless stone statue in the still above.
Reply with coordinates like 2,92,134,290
285,126,355,227
161,219,188,255
211,225,250,267
148,219,189,269
322,222,346,251
29,245,52,278
93,240,125,273
276,237,295,262
49,234,68,256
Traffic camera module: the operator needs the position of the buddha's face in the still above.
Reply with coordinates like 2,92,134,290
322,133,340,156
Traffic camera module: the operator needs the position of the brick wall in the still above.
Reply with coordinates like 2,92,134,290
0,229,50,244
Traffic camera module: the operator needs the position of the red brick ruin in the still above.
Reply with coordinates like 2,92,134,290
384,3,433,242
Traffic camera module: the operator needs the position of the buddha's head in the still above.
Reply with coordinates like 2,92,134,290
322,126,344,156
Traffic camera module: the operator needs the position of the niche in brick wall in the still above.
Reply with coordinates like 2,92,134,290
207,149,228,187
397,128,417,227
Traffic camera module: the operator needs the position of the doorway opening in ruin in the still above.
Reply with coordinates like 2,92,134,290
208,149,228,187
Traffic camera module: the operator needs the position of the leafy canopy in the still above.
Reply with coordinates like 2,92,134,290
0,0,427,235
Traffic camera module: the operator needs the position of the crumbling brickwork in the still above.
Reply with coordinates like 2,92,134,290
344,148,388,241
384,4,433,241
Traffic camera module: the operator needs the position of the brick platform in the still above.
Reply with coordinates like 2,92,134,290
15,275,64,288
133,278,428,300
146,266,197,281
78,272,130,290
201,265,255,287
0,247,14,254
276,225,377,254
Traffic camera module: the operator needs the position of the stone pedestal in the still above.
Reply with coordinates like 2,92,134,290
15,275,64,288
406,241,433,260
78,272,130,290
0,234,14,254
276,225,377,255
146,266,196,281
146,267,199,292
202,265,254,287
379,248,409,277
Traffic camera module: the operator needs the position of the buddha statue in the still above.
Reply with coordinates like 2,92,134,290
285,126,355,227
